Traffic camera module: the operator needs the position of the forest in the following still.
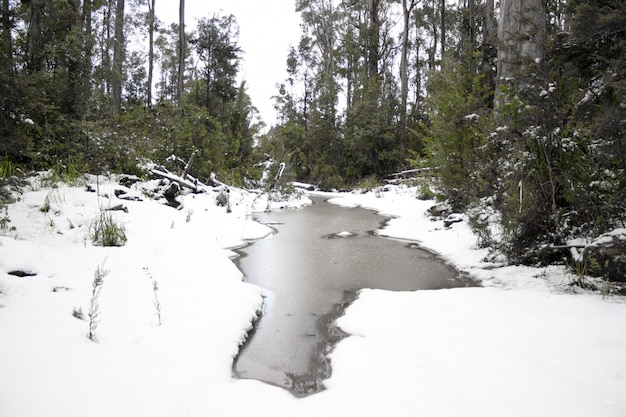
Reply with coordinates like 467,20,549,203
0,0,625,271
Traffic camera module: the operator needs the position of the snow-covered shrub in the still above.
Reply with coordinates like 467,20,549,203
72,307,84,320
40,189,62,214
216,189,229,208
467,198,501,250
88,263,108,341
0,206,9,233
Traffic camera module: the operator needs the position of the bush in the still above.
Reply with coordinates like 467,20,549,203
355,175,381,192
416,181,436,200
216,189,229,208
91,211,127,247
0,153,16,178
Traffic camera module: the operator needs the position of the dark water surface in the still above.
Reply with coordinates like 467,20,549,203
233,196,474,396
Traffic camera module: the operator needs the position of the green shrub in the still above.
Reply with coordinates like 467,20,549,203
356,175,381,192
416,181,436,200
91,211,127,247
0,154,16,178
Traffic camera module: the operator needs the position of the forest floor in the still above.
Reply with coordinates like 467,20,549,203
0,173,625,417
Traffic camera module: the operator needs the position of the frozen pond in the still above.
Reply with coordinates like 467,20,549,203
234,196,475,396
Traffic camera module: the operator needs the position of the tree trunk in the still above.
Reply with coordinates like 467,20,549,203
101,0,113,97
82,0,93,81
428,7,438,70
414,29,421,106
26,0,45,73
481,0,495,102
400,0,417,127
177,0,185,103
440,0,445,61
468,0,475,65
147,0,155,108
495,0,546,108
112,0,125,118
63,0,85,118
366,0,380,82
1,0,12,70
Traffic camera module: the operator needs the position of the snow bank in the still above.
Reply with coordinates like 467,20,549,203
316,287,626,417
320,185,626,416
0,176,304,417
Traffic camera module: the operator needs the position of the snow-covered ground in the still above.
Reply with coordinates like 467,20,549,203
0,176,624,417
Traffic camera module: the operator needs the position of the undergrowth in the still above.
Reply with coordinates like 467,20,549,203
91,210,127,247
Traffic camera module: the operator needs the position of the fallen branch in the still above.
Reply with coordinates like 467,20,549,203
539,244,587,251
387,167,437,178
181,152,196,180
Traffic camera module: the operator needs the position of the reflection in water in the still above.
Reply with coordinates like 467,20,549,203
234,196,474,396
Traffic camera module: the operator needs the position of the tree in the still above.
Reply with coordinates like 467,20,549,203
0,0,22,158
112,0,125,117
495,0,546,108
25,0,45,73
177,0,184,102
147,0,156,107
192,14,242,124
1,0,12,69
366,0,381,83
481,0,495,103
400,0,418,127
440,0,445,59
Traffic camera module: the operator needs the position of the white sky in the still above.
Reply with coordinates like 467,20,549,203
157,0,301,128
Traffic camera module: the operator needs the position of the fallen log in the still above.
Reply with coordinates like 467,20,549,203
106,204,128,213
208,172,228,188
150,168,200,193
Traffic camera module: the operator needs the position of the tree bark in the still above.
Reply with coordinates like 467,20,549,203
82,0,94,103
366,0,380,82
400,0,417,127
26,0,45,73
101,0,113,97
440,0,445,61
112,0,125,117
495,0,546,108
1,0,12,70
481,0,495,100
177,0,185,103
147,0,155,108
